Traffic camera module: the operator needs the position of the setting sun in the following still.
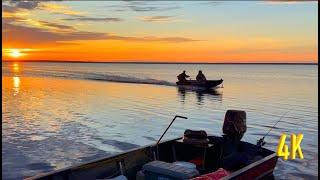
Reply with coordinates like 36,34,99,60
10,49,22,58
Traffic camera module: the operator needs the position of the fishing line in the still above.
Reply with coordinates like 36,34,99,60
257,107,295,147
263,108,295,139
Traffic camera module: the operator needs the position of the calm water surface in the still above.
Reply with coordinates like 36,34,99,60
2,62,318,179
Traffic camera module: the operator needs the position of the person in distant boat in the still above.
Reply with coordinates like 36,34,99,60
177,70,190,82
196,70,207,83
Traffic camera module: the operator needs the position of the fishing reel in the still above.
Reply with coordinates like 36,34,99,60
256,137,266,148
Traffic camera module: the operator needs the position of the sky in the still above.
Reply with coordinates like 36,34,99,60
2,1,318,63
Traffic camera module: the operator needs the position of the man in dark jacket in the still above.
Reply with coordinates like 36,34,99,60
196,70,207,83
177,70,190,82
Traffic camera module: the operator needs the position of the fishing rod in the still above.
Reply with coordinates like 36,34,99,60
153,115,188,160
257,108,295,147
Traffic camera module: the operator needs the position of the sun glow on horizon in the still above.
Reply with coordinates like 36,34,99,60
8,49,23,58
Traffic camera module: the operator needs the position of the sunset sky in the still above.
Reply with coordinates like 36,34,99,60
2,1,318,63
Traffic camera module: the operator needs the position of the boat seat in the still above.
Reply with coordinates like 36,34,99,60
143,160,200,179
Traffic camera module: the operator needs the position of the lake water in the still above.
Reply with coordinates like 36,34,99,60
2,62,318,179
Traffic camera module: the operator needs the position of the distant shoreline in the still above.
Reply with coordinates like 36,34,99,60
2,60,317,65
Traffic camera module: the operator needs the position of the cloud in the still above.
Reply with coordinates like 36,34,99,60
3,1,199,47
5,1,85,16
3,3,82,33
129,5,179,12
104,35,200,43
2,5,31,23
2,4,20,13
37,20,76,31
8,0,63,10
139,16,175,22
2,4,31,19
38,3,85,16
2,12,76,33
264,0,317,4
3,22,107,46
3,21,200,48
197,1,224,6
9,0,40,10
62,17,123,22
267,0,316,1
105,2,180,12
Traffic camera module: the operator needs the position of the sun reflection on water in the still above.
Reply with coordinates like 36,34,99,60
13,76,20,96
11,63,21,96
13,63,20,73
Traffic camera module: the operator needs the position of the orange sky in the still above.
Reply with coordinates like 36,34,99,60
2,1,318,63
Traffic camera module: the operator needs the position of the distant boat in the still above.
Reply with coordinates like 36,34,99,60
176,79,223,90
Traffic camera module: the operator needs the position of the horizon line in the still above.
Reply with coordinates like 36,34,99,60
1,60,318,65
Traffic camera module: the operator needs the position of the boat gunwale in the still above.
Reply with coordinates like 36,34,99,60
221,152,278,180
25,136,277,180
25,137,181,180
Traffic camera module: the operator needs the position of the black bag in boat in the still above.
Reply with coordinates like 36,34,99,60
183,129,209,147
183,129,208,139
183,137,209,147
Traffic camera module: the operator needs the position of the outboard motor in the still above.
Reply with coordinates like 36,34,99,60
222,110,247,140
221,110,248,171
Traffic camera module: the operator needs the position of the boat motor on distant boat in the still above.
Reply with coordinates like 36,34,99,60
26,110,278,180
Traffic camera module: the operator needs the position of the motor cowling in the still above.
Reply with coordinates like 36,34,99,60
222,110,247,139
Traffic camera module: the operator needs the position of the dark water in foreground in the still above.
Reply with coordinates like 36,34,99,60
2,63,318,179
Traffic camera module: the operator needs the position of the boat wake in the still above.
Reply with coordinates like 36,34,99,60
3,68,176,86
